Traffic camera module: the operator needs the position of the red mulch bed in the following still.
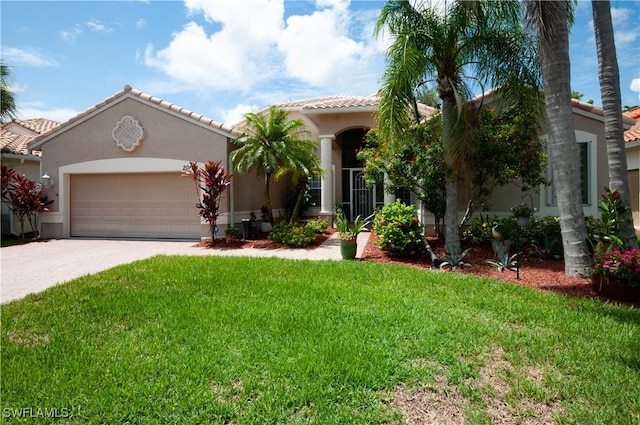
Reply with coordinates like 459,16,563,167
195,229,336,250
362,234,638,306
197,230,637,306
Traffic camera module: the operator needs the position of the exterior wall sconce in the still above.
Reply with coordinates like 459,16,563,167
41,173,55,188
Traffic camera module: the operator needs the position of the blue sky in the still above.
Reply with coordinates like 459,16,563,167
2,0,639,127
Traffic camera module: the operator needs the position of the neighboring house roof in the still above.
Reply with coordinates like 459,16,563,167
30,85,236,149
625,127,640,143
623,107,640,143
1,118,59,156
623,106,640,120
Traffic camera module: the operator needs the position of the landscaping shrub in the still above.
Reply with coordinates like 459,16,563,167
269,222,317,247
463,215,564,258
304,218,329,234
372,200,425,256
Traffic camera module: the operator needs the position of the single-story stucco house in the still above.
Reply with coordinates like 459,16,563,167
13,84,640,240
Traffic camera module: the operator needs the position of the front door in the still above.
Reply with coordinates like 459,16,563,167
342,168,383,221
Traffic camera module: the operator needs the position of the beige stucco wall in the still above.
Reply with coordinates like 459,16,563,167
627,143,640,227
37,97,233,238
420,105,615,233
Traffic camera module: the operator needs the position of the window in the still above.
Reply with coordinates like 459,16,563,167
547,140,592,205
308,175,321,207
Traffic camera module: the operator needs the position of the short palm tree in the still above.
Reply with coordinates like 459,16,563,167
274,148,323,223
1,61,18,122
231,105,317,224
375,0,542,254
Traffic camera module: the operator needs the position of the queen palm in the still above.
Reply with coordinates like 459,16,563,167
592,0,638,250
524,1,592,276
1,61,18,122
375,0,542,254
231,105,317,224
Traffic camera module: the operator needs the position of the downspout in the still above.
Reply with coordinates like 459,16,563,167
228,149,234,227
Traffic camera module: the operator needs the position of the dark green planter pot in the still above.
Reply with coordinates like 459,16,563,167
592,273,640,303
340,239,357,260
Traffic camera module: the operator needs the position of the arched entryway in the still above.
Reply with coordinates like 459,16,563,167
339,128,384,221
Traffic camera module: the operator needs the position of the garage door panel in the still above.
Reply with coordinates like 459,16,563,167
71,173,202,239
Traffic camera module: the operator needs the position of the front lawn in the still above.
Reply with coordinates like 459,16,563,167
2,256,638,424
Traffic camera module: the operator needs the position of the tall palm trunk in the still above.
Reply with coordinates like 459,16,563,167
537,3,591,277
440,94,461,254
592,0,638,250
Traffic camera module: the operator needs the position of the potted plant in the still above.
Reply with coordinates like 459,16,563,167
259,204,273,233
224,226,240,242
592,247,640,302
510,203,536,227
335,211,371,260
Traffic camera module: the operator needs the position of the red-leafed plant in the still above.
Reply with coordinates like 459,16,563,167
1,164,53,239
182,161,232,238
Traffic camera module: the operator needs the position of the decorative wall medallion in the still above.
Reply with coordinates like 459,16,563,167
112,115,144,152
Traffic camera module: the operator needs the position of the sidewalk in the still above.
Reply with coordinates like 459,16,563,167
1,232,370,304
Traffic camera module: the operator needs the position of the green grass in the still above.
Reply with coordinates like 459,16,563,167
2,256,639,424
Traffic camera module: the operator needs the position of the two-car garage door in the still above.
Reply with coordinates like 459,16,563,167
70,173,202,239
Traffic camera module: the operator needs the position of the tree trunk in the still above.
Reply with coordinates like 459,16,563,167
539,4,592,277
290,176,308,223
592,0,639,250
441,95,461,254
264,172,273,223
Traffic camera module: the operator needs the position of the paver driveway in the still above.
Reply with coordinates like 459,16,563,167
1,234,361,303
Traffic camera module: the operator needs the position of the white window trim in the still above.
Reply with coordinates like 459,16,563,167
539,130,598,217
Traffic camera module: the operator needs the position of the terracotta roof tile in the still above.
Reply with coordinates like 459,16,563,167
623,106,640,120
31,85,236,147
625,127,640,143
1,118,58,156
278,95,380,110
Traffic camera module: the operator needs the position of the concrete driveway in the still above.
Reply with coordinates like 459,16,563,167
1,234,367,304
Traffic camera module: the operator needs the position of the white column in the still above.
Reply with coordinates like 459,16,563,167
319,135,335,214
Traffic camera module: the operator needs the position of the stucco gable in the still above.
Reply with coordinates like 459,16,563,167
30,85,237,150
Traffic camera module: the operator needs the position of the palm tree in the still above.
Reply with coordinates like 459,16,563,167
592,0,638,250
274,149,323,223
1,61,18,122
231,105,318,224
524,1,592,277
375,0,542,254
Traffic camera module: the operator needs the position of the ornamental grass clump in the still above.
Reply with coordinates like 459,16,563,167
592,248,640,287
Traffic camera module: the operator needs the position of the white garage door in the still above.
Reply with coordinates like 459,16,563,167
71,173,202,239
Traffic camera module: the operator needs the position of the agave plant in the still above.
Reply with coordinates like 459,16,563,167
484,250,520,273
439,244,471,271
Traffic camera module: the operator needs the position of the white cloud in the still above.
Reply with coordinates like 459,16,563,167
145,0,382,95
277,1,367,86
220,103,260,126
86,20,113,33
1,47,59,68
60,25,83,43
145,0,284,91
17,102,79,122
136,18,146,29
611,7,631,26
631,78,640,101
